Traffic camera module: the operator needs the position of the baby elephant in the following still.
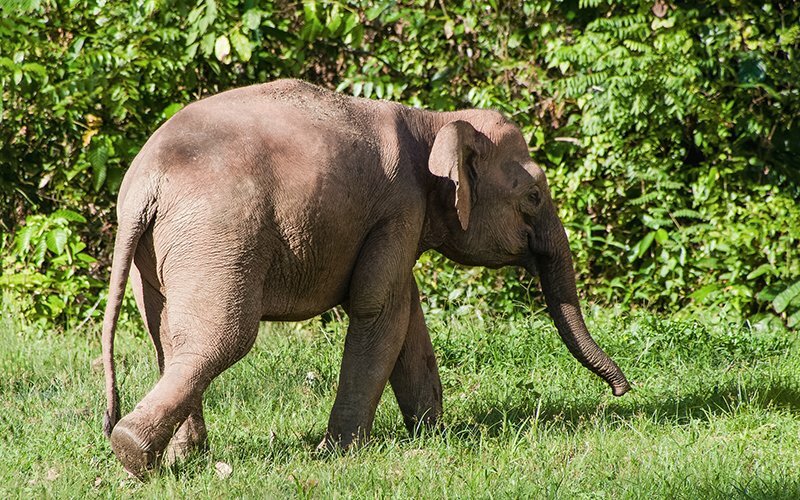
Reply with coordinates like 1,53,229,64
101,79,629,476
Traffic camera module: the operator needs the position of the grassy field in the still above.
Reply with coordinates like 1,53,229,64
1,305,799,498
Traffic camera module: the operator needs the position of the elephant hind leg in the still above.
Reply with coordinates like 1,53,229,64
110,355,209,477
164,396,208,465
389,279,442,435
111,287,261,477
130,267,209,464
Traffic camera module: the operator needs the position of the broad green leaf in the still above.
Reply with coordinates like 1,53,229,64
46,294,66,315
163,103,184,120
76,253,97,264
230,32,251,62
690,284,719,302
341,13,359,34
636,232,656,259
51,253,70,266
431,67,452,82
788,309,800,328
343,22,363,47
365,3,388,21
87,145,108,170
45,228,68,255
302,0,318,21
70,240,87,253
187,5,203,24
448,288,464,301
202,0,218,29
746,263,772,280
88,141,109,192
214,35,230,62
757,284,783,303
15,225,34,253
455,305,471,316
773,281,800,314
327,4,342,34
22,62,47,82
33,237,47,265
200,33,216,56
242,9,261,30
67,36,86,59
302,1,324,39
51,209,86,223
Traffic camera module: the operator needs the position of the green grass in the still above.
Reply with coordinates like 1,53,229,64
1,305,799,498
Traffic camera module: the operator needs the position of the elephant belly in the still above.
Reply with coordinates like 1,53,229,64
256,222,364,322
261,270,347,321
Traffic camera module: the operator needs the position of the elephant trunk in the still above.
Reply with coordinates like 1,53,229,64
529,219,630,396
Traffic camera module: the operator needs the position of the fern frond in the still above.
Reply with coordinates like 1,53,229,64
630,192,659,205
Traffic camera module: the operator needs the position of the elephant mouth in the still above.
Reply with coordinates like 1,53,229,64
524,258,539,277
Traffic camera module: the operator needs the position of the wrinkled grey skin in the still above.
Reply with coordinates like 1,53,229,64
101,79,630,477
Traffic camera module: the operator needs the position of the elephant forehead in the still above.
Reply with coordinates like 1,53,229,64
499,160,546,191
494,125,530,154
523,162,546,182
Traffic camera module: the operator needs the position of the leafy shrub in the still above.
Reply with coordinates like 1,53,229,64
1,0,798,328
0,209,102,328
415,252,537,318
543,1,800,328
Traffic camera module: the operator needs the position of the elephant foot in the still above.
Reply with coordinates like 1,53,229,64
110,410,180,478
163,438,206,466
164,415,208,466
402,407,442,436
315,428,368,454
110,420,160,478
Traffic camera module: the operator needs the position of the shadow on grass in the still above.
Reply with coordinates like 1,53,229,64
198,377,800,468
203,375,800,452
450,377,800,437
122,371,800,481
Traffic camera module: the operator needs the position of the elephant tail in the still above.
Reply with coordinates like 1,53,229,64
101,178,157,438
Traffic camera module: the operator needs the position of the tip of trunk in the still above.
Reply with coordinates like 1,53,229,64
611,379,631,397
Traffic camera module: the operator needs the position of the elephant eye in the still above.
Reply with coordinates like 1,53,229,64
528,187,541,207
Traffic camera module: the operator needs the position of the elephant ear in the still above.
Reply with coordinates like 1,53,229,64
428,120,481,231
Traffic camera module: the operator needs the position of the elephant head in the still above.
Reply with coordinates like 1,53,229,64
426,113,631,396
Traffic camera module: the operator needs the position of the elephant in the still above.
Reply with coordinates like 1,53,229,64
101,78,630,477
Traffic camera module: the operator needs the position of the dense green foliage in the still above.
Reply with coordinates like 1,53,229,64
1,0,798,328
2,307,799,496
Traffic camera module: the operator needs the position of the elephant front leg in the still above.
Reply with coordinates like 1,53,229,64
389,279,442,435
322,285,411,449
320,225,419,450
